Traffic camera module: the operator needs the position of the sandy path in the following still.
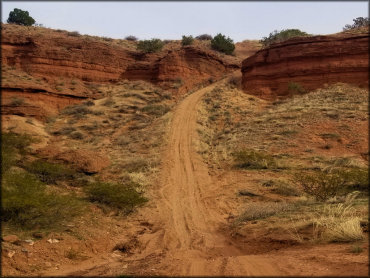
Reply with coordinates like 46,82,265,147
146,81,281,276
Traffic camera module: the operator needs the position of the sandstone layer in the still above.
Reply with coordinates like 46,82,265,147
241,33,369,99
1,24,239,120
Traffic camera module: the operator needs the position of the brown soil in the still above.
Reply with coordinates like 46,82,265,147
31,78,367,277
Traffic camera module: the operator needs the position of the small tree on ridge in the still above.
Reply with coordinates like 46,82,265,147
7,8,35,26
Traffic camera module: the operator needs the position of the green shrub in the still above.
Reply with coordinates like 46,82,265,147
233,150,278,169
1,132,34,172
84,181,147,213
62,104,92,115
343,17,369,31
333,168,369,192
137,39,164,53
141,104,170,117
295,171,345,201
67,31,81,37
182,35,194,46
287,82,306,94
196,34,213,40
125,35,138,41
24,159,78,184
260,29,310,47
2,171,84,230
211,33,235,55
7,8,35,26
235,202,292,223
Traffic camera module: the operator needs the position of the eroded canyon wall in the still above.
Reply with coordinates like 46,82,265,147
241,33,369,99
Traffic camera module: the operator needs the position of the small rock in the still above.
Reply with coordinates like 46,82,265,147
3,235,19,243
111,252,121,258
122,264,128,269
7,251,16,258
24,239,34,246
47,239,59,244
45,262,52,267
32,232,43,239
21,248,29,253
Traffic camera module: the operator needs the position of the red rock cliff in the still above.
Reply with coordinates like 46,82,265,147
241,33,369,99
1,24,239,119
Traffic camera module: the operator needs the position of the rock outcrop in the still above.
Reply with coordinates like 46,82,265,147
122,47,239,95
241,33,369,99
1,24,239,119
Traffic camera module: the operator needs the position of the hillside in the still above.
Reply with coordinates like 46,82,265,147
1,23,368,276
1,24,243,121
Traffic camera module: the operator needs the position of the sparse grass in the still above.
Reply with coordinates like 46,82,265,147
319,133,341,140
141,104,170,117
233,150,278,169
69,131,84,140
123,158,149,173
24,159,78,185
349,244,364,254
82,100,94,106
235,202,292,224
53,126,76,135
269,179,302,196
1,132,35,172
84,181,147,214
62,104,93,116
102,97,115,107
64,248,88,260
9,97,25,106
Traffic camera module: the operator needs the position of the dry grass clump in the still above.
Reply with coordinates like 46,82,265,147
141,104,170,117
62,104,93,116
265,178,302,197
306,197,364,242
9,97,26,106
235,202,292,225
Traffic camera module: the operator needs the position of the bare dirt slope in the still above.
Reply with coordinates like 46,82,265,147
43,77,280,276
6,75,368,277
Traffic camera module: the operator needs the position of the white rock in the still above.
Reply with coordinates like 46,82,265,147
8,251,16,258
47,239,59,244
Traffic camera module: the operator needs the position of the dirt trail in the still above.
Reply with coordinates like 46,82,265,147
141,80,282,276
44,80,283,276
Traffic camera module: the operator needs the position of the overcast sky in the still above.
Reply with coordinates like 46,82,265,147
1,1,368,42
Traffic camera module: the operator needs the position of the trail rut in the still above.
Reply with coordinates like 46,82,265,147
147,81,281,276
